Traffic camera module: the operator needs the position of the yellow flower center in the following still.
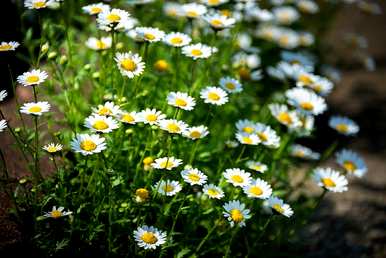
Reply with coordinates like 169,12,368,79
298,74,313,85
322,178,336,187
313,85,322,93
210,19,223,27
191,49,203,57
230,209,244,223
170,37,183,45
0,44,12,51
107,13,121,23
279,35,289,46
186,11,198,18
220,9,231,17
26,75,40,84
50,210,62,219
98,107,111,116
90,7,102,14
121,113,135,123
160,160,174,169
167,123,181,133
143,157,153,165
252,165,262,171
33,1,46,9
257,132,268,142
249,186,263,196
208,0,220,5
278,112,292,124
231,175,244,183
96,40,107,49
93,120,109,130
144,33,156,40
207,92,220,101
136,188,149,200
140,232,158,244
300,102,314,111
272,204,284,214
146,114,157,122
336,124,348,133
238,67,251,80
120,58,137,72
154,60,168,71
190,131,201,139
163,184,174,193
188,173,201,182
242,126,254,134
343,161,357,172
207,188,219,197
80,139,97,151
175,98,187,107
46,146,58,153
28,106,42,113
225,82,236,90
242,136,253,144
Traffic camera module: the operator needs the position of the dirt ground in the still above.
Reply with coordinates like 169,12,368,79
1,2,386,257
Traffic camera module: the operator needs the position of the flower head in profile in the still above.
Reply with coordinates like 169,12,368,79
253,123,281,148
115,52,145,78
0,90,8,102
20,102,50,116
86,37,112,50
0,120,7,133
223,168,251,187
181,168,207,186
43,206,72,219
17,69,48,86
118,111,140,125
135,27,165,43
0,41,20,51
313,167,348,193
181,3,207,19
71,134,107,156
159,119,188,134
151,157,182,170
43,143,63,153
139,108,166,125
154,180,182,196
24,0,55,9
267,197,294,218
219,77,243,93
336,149,367,177
167,92,196,111
223,200,251,227
92,102,121,117
203,184,224,199
236,133,260,145
182,43,213,60
202,0,228,7
286,87,327,116
245,161,268,173
183,125,209,140
200,86,228,106
269,104,301,129
82,3,110,15
273,6,299,25
84,114,119,133
290,144,320,160
243,178,272,199
134,225,167,250
135,188,149,203
329,116,359,136
203,13,236,30
164,32,191,47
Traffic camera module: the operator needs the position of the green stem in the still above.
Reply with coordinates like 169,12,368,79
196,220,219,253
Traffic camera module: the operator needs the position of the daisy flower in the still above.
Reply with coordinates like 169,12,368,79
267,197,294,218
20,101,50,116
154,180,182,196
0,120,7,133
223,200,251,227
97,8,131,31
143,156,154,171
84,114,119,133
154,59,169,72
133,225,167,250
43,143,63,153
135,27,165,43
285,87,327,116
92,102,121,117
17,69,48,86
298,31,315,47
290,144,320,160
181,168,208,186
273,6,300,25
253,123,281,148
181,3,207,18
243,178,272,199
151,157,182,170
0,41,20,51
164,2,182,17
158,119,188,134
135,188,149,203
200,86,228,106
182,43,213,60
183,125,209,140
336,149,367,177
164,32,191,47
245,161,268,173
0,90,7,102
276,30,300,49
86,37,112,50
203,13,236,30
329,116,359,136
296,72,316,87
43,206,72,219
115,52,145,78
223,168,251,187
167,91,196,111
269,104,301,129
139,108,166,125
203,184,224,199
118,111,140,125
297,0,319,14
82,3,110,15
236,119,256,134
236,133,260,145
313,167,348,193
219,77,243,93
71,134,107,156
24,0,55,9
309,77,334,96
